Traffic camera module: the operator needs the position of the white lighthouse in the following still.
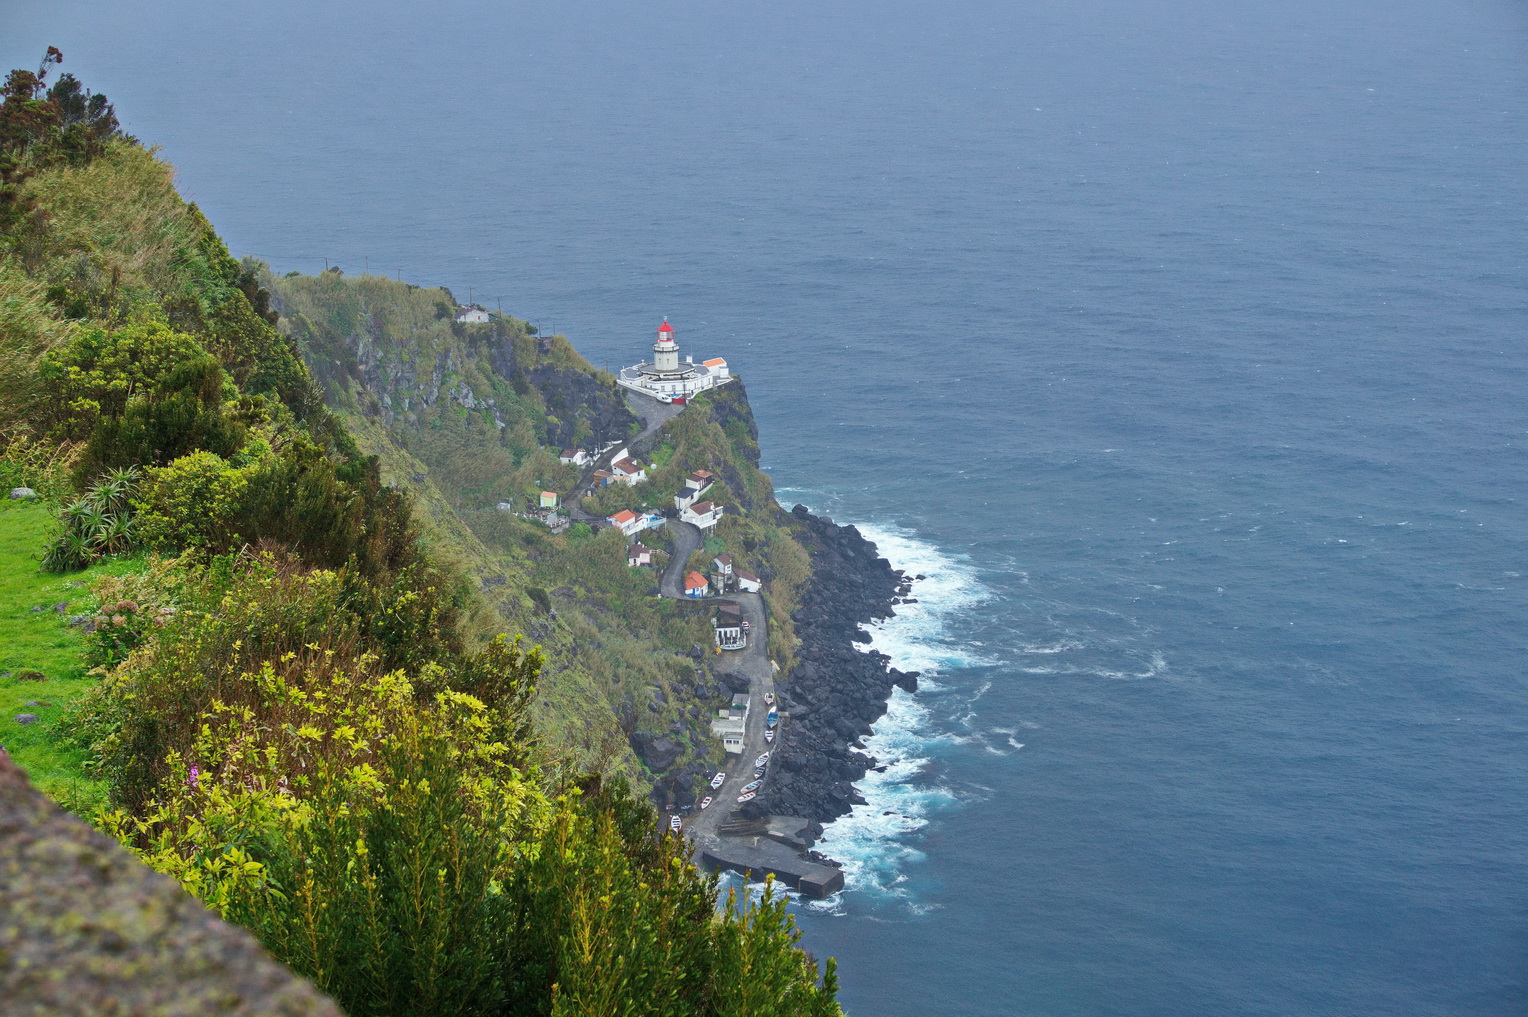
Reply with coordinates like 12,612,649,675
652,319,681,374
617,317,736,401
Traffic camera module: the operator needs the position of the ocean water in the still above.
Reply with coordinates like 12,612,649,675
7,1,1527,1013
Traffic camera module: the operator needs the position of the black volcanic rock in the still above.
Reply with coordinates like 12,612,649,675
742,508,906,829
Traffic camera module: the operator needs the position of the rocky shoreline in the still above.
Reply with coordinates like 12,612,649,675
738,505,919,844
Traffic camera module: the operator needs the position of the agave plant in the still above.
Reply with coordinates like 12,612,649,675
92,512,136,555
60,497,96,525
87,466,140,516
42,530,95,573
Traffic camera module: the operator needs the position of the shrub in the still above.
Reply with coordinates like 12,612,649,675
101,663,551,1017
132,450,248,551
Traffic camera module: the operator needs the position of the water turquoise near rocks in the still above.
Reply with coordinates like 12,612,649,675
9,0,1526,1012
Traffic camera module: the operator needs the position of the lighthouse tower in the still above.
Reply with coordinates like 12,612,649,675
653,319,680,373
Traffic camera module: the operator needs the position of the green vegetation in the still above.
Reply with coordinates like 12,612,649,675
0,51,841,1016
0,500,139,812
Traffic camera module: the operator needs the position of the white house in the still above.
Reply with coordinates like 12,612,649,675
674,469,716,512
606,509,646,537
713,602,746,651
682,500,723,530
611,457,647,485
684,570,709,598
735,567,762,593
455,306,491,324
710,693,751,753
559,448,589,466
627,545,654,567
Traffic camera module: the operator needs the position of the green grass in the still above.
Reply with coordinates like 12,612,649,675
0,501,143,813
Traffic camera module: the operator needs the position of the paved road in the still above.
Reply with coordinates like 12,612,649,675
565,390,686,522
658,521,779,838
659,519,705,597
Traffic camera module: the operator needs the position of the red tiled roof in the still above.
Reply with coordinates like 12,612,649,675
689,501,715,515
684,571,708,589
608,510,638,525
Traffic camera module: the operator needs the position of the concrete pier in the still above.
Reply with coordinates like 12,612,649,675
695,829,845,898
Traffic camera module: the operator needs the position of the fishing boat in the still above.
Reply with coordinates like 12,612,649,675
700,796,713,810
736,791,756,803
741,779,763,793
766,709,778,727
710,772,726,789
669,815,682,832
764,729,774,743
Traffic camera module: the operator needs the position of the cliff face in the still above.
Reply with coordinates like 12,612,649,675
0,752,341,1017
269,271,639,458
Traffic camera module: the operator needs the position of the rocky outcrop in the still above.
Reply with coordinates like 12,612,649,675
0,752,341,1016
741,506,915,829
527,364,638,449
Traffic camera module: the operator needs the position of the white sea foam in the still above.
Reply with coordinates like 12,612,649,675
805,520,990,905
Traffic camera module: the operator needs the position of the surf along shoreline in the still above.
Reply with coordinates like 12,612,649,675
739,504,921,848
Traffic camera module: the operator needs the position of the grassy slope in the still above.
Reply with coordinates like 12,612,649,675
0,502,140,812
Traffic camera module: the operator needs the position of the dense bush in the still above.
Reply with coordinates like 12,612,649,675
100,655,838,1017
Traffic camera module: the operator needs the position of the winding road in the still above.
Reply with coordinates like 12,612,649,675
660,520,779,839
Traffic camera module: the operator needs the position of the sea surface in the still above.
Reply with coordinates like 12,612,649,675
7,1,1527,1013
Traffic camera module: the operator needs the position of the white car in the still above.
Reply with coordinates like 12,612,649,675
710,772,726,789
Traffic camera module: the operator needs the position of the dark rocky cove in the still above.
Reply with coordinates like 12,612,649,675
739,504,918,842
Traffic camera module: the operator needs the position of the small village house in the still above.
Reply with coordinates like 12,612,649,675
682,500,723,530
559,448,590,467
735,567,762,593
710,693,750,753
684,570,709,598
607,509,647,538
611,456,647,485
713,601,745,650
454,306,491,324
673,469,716,511
539,491,558,509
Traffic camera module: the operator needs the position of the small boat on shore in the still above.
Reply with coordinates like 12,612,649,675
669,815,682,832
700,796,713,810
736,791,756,803
741,779,763,793
763,691,775,705
764,729,774,743
754,752,770,768
710,772,726,789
